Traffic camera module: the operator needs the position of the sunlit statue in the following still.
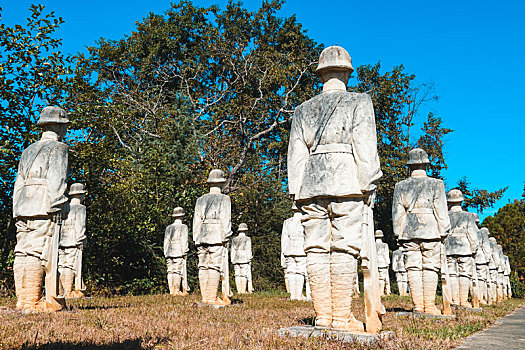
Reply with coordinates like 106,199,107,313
164,207,189,296
472,219,492,305
193,169,232,305
445,189,478,308
488,236,500,302
392,148,451,316
231,223,253,294
59,183,87,299
392,246,408,296
503,254,512,299
12,106,70,311
375,230,390,296
496,244,505,301
288,46,384,332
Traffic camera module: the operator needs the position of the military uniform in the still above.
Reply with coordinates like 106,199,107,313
288,46,383,332
12,106,69,311
392,248,408,296
445,190,478,307
375,231,390,296
281,212,309,300
488,237,500,302
392,148,450,315
193,169,232,305
231,224,252,294
496,245,505,301
164,207,189,295
59,184,87,298
503,255,511,299
473,226,491,304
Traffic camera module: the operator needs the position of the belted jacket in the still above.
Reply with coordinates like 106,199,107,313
288,91,382,200
475,227,491,265
60,202,87,248
391,249,406,272
392,175,450,240
13,135,69,218
231,233,252,264
281,214,306,257
445,208,478,256
375,240,390,268
504,255,511,275
489,240,499,270
193,190,231,245
164,221,189,258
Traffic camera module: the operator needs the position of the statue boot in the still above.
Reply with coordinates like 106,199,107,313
199,269,209,302
479,281,487,305
379,279,386,297
330,252,364,332
407,270,424,313
239,277,247,294
450,275,460,305
19,256,45,311
13,256,27,309
307,252,332,327
422,270,441,315
208,269,229,305
291,274,304,301
59,268,74,298
305,279,312,302
171,274,182,295
235,276,242,294
459,276,472,308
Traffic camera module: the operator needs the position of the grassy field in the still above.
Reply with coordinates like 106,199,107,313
0,292,523,349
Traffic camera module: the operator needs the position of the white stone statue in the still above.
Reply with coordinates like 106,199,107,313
288,46,384,332
445,189,479,308
375,230,390,296
59,183,87,299
392,246,408,296
231,223,253,294
474,226,493,305
12,106,70,311
503,254,512,299
496,244,505,301
164,207,189,296
281,205,311,301
488,236,500,302
193,169,232,305
392,148,451,316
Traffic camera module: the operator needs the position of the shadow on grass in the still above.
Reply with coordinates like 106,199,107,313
21,339,143,349
386,307,413,312
298,316,315,326
68,304,124,311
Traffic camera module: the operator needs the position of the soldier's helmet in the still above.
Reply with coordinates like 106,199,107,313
171,207,185,217
37,106,70,126
497,244,502,249
69,183,86,195
407,148,430,166
481,227,489,235
316,46,354,76
447,189,464,203
207,169,226,184
238,223,248,231
375,230,384,238
489,237,497,243
472,213,480,224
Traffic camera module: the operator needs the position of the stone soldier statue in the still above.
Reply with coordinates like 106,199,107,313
496,244,505,301
392,148,451,316
59,183,87,299
475,227,493,305
445,189,478,308
193,169,232,305
488,236,500,302
503,255,512,299
231,223,253,294
281,204,311,301
288,46,384,332
164,207,189,296
375,230,390,296
392,246,408,296
12,106,70,311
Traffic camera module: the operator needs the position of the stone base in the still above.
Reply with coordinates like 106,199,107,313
453,305,483,312
195,302,228,309
278,325,394,345
394,311,456,319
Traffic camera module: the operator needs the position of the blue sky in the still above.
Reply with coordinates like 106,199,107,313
3,0,524,219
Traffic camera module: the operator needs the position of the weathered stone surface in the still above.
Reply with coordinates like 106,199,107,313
193,169,232,306
281,212,309,301
394,311,456,319
231,224,253,294
287,46,383,332
12,106,70,312
164,207,189,296
278,326,394,345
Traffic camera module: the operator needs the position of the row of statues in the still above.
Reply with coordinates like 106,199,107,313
11,45,512,341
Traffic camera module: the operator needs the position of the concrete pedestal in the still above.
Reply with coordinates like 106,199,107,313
278,325,394,345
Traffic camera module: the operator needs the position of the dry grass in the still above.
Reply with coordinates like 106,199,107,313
0,292,523,349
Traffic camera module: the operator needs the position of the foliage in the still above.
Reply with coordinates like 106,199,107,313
457,176,507,213
482,196,525,290
417,112,453,178
0,4,73,291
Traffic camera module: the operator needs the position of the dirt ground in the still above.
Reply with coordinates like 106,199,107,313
0,293,523,349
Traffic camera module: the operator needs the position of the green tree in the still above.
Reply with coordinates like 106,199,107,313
456,177,507,214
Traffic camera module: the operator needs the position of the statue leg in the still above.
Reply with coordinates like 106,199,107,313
422,241,441,315
330,251,364,332
458,257,472,307
14,255,26,309
197,247,209,302
405,242,424,313
448,257,460,305
59,268,74,298
20,255,45,311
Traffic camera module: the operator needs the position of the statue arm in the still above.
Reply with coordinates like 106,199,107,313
433,181,451,238
287,106,308,198
47,144,69,213
163,227,170,256
353,95,382,193
467,218,479,253
12,154,25,215
247,237,252,261
182,225,189,255
391,186,405,238
221,196,232,242
193,199,203,242
75,205,87,246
